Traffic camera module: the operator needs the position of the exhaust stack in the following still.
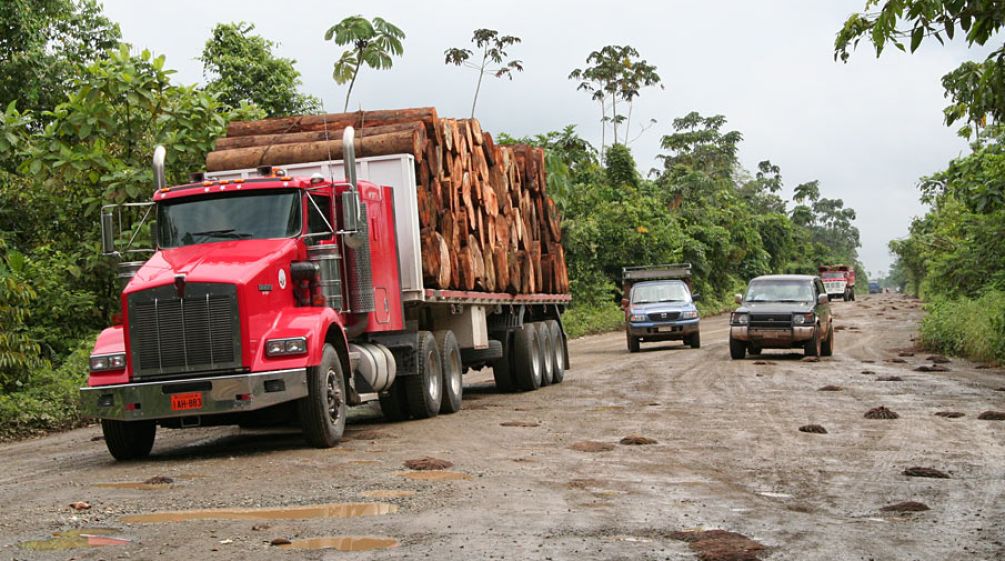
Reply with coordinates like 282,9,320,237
152,145,166,190
342,126,357,189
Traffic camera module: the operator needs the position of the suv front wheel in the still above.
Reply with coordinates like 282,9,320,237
729,337,746,360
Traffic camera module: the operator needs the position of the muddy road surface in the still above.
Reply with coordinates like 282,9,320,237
2,294,1003,560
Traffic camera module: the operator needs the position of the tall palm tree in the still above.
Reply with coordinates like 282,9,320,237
324,16,405,111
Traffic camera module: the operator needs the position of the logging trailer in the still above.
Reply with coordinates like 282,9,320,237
80,127,570,461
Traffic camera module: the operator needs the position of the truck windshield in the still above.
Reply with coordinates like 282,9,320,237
821,272,845,279
745,280,814,303
158,191,301,248
632,281,690,304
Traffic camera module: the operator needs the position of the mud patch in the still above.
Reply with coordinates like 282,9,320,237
19,529,129,551
395,470,470,481
670,529,766,561
817,385,842,391
69,501,90,510
404,457,453,470
935,411,965,418
360,490,415,499
798,424,828,434
903,467,949,479
278,536,398,551
834,325,847,331
861,359,876,363
977,410,1005,420
864,406,899,419
144,475,174,485
861,370,876,375
885,358,907,364
348,430,395,441
897,351,915,357
752,360,776,365
619,435,658,445
570,441,615,452
567,478,607,490
500,421,540,428
880,501,930,512
270,537,291,546
926,355,951,363
914,364,949,372
121,502,398,523
876,376,903,382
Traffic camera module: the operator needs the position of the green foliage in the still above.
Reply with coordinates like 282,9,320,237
324,15,405,111
0,242,47,391
562,301,624,339
445,28,523,118
920,290,1005,364
201,22,320,117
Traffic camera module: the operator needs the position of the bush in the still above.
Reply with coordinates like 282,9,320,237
919,290,1005,364
564,301,624,339
0,336,93,440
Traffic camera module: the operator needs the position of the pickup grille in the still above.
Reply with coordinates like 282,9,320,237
647,311,681,321
127,283,241,380
749,313,792,329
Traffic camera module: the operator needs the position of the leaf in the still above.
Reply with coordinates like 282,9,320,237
910,27,923,52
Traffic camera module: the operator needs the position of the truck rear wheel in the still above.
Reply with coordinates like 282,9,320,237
537,322,555,386
545,320,565,384
729,337,746,360
435,330,463,414
378,383,410,421
490,333,515,392
101,419,156,461
299,343,346,448
404,331,442,419
513,323,542,391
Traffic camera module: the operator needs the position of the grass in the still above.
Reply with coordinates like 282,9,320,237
563,300,625,339
919,289,1005,365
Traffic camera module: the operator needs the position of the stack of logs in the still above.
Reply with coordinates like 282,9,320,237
207,107,569,295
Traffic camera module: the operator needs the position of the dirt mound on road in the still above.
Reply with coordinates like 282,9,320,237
978,411,1005,420
798,424,828,434
500,421,540,427
876,376,903,382
865,406,899,419
880,501,930,512
914,364,949,372
143,476,174,485
670,529,766,561
903,467,949,479
926,355,951,363
619,435,658,445
404,457,454,471
818,385,842,391
935,411,965,418
885,358,907,364
752,360,776,365
570,441,615,452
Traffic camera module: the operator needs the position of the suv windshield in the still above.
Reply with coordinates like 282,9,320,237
632,281,691,304
745,279,814,303
158,191,301,248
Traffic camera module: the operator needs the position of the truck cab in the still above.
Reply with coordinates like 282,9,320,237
621,264,701,353
818,265,856,301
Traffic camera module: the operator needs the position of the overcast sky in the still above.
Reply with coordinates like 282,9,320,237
101,0,989,276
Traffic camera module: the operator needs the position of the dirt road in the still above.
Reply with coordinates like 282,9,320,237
2,294,1003,560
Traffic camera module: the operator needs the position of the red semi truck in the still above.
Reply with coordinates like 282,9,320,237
818,265,856,301
81,128,569,460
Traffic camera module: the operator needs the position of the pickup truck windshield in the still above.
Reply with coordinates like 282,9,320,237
745,280,814,303
632,281,690,304
158,191,301,248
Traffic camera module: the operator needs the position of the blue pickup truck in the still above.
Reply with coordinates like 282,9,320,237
622,264,701,353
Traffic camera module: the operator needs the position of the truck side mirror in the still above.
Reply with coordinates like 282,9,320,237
734,293,743,305
100,210,116,255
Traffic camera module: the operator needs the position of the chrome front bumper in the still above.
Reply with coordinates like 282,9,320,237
730,325,815,343
80,368,309,421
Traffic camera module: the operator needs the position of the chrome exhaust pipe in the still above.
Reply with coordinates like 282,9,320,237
342,127,357,190
152,145,167,189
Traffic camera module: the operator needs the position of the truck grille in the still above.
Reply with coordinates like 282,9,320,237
749,313,792,329
647,311,681,321
127,283,241,380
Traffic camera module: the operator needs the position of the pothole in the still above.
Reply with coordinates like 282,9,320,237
798,424,827,434
934,411,965,418
817,385,842,391
903,467,949,479
619,435,658,445
394,470,470,481
570,441,615,452
978,411,1005,420
670,529,766,561
404,457,453,470
121,502,398,523
880,501,930,512
500,421,540,427
914,365,949,372
19,529,130,551
876,376,903,382
277,536,399,551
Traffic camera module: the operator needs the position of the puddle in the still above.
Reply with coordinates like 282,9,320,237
279,536,398,551
19,529,130,550
394,470,470,481
360,490,416,498
121,502,398,523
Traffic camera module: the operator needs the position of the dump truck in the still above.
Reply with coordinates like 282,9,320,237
80,127,570,461
818,265,856,301
621,264,701,353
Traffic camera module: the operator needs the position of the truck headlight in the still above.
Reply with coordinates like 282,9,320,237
681,310,699,320
792,313,814,325
629,313,647,322
731,313,749,325
265,337,308,357
90,353,126,371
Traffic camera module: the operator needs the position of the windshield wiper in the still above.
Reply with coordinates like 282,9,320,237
190,228,250,240
658,299,684,302
633,300,655,304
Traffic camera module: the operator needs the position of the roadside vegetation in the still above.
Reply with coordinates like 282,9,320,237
0,1,862,438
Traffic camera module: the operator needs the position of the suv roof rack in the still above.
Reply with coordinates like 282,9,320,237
622,263,692,282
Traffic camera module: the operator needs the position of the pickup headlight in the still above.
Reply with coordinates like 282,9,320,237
792,313,814,325
265,337,308,357
90,353,126,371
731,312,749,325
681,310,699,320
629,312,647,322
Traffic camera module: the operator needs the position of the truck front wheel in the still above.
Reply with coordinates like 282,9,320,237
404,331,443,419
101,419,156,461
299,344,346,448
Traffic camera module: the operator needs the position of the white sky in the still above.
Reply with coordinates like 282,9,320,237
101,0,989,276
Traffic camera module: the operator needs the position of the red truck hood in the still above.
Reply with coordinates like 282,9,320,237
126,239,298,292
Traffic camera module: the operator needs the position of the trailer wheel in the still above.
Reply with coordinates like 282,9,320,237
513,323,542,391
378,383,410,421
489,333,515,392
537,323,555,386
404,331,442,418
299,343,346,448
435,330,463,414
821,323,835,357
101,419,156,461
729,337,746,360
545,320,565,384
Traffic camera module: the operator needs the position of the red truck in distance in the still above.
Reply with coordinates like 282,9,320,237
818,265,856,301
81,128,569,461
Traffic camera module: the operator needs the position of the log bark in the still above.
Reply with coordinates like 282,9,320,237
226,107,439,137
206,130,419,172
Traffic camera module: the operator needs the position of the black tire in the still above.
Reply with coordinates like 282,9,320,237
435,330,463,414
627,333,640,353
101,419,156,461
378,382,410,421
537,322,555,386
821,323,835,357
298,343,347,448
749,345,762,356
513,323,542,391
490,333,515,392
729,337,746,360
804,327,822,357
687,331,701,349
403,331,442,419
545,320,566,384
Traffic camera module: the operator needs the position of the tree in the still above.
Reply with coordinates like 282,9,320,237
835,1,1005,135
444,29,523,118
324,16,405,112
200,22,319,117
0,0,120,125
